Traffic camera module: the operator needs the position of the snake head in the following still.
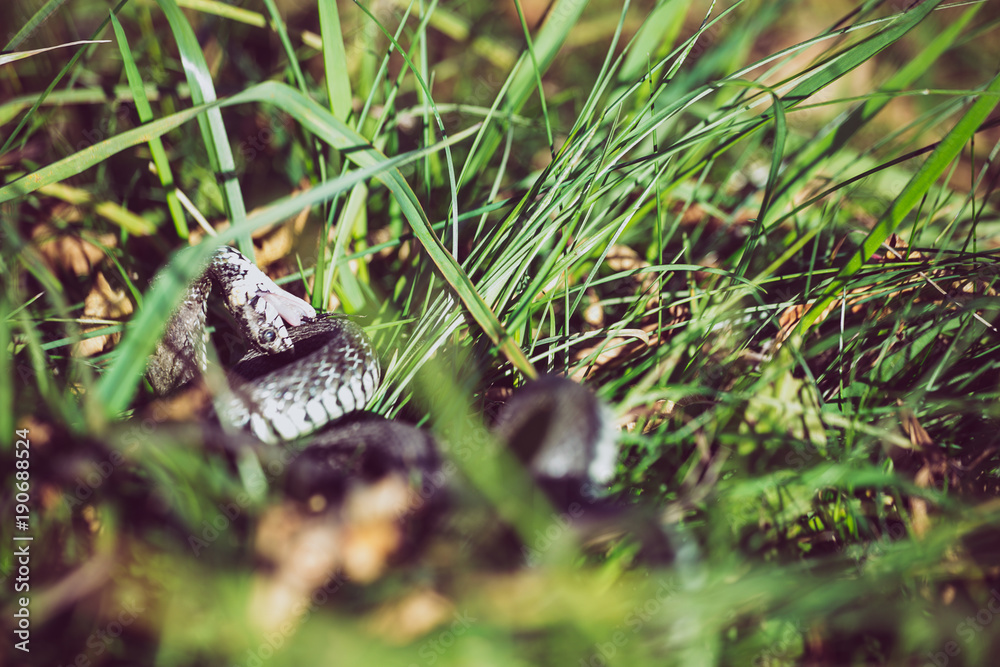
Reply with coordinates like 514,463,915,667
242,289,319,354
211,245,317,351
240,296,294,354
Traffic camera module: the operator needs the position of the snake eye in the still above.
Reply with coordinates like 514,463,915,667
261,329,277,343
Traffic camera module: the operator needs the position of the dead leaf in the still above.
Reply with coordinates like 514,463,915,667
898,403,933,449
32,225,115,277
74,272,133,357
250,502,343,632
368,588,455,644
251,474,423,632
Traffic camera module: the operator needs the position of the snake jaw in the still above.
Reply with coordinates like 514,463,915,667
151,245,380,445
257,290,317,327
211,244,314,329
212,246,316,355
248,289,318,354
243,295,294,354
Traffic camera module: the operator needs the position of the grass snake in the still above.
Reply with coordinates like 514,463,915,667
146,245,620,503
146,246,380,445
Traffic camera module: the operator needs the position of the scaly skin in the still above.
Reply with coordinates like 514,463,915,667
208,246,316,355
147,246,380,444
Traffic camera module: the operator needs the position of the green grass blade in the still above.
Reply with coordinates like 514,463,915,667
260,0,308,93
779,1,941,112
460,0,588,187
0,103,216,203
94,116,482,417
0,77,524,384
3,0,72,50
0,0,129,156
734,84,786,279
352,1,462,255
0,83,193,127
110,11,187,238
176,0,266,26
156,0,249,250
510,0,554,151
318,0,352,122
617,0,686,83
769,2,982,219
796,69,1000,335
0,40,110,66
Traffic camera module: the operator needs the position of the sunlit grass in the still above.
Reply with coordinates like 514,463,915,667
2,0,1000,665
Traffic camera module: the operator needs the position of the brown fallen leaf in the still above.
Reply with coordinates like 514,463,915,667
250,502,344,632
250,473,421,633
367,588,455,644
74,271,134,357
32,224,115,277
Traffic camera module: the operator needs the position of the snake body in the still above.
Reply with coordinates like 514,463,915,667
143,246,688,564
221,316,379,444
146,246,627,506
147,246,380,444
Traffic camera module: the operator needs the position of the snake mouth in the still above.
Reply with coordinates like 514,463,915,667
228,317,352,382
148,246,380,445
257,289,317,327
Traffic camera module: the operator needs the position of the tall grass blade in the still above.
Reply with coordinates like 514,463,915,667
109,11,186,237
156,0,250,250
797,69,1000,334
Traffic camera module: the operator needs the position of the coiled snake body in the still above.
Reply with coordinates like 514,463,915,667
141,246,690,568
147,246,380,445
146,246,620,503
